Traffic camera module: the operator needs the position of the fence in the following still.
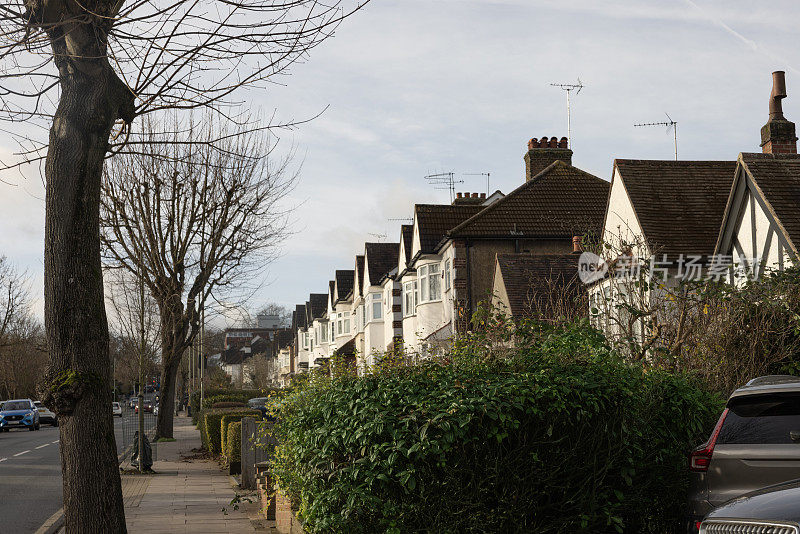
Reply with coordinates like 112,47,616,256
241,417,277,490
118,403,158,465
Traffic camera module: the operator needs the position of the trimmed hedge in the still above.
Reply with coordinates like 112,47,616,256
221,412,259,451
212,401,246,409
225,421,242,466
272,326,723,533
190,389,264,424
203,408,260,454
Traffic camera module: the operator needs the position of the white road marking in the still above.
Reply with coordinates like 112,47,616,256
51,440,59,444
0,458,6,462
35,443,49,449
13,450,29,457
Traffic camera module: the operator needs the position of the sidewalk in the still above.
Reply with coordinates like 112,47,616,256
122,414,260,534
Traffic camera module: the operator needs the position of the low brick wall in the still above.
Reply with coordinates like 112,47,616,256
258,476,305,534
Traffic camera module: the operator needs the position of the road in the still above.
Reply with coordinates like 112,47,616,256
0,408,151,534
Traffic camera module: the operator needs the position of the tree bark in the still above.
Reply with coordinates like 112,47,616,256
41,18,135,534
155,295,188,439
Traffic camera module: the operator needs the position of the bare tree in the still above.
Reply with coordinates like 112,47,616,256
0,1,368,528
101,115,293,439
105,268,162,395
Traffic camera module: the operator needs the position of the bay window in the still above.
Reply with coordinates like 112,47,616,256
367,293,382,322
417,264,441,303
403,280,418,317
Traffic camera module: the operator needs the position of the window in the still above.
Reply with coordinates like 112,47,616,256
717,394,800,444
428,264,441,301
417,264,441,303
330,321,335,342
320,323,328,343
337,313,343,335
403,280,418,317
444,259,452,291
368,293,382,322
343,316,350,334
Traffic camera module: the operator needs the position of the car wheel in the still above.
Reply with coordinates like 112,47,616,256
52,420,58,427
35,423,40,430
29,425,35,431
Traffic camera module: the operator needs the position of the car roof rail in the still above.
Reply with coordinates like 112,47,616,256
745,375,800,386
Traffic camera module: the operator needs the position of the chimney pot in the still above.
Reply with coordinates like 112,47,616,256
528,138,537,150
572,236,582,254
762,71,797,154
480,192,486,199
472,192,479,198
456,192,462,198
548,137,558,148
559,136,569,149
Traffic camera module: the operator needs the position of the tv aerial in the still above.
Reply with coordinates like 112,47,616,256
550,78,584,148
634,113,678,160
424,172,463,203
367,232,387,242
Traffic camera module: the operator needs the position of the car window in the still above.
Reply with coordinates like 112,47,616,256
718,394,800,445
2,401,32,411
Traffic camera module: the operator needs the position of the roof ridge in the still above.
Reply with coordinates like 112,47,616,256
447,160,606,237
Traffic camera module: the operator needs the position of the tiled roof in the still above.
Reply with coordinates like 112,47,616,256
276,329,294,349
294,304,307,330
335,270,354,302
355,255,365,297
333,337,356,357
615,159,736,257
308,293,328,320
495,253,584,318
415,204,485,254
365,242,399,284
220,347,244,365
400,224,413,264
740,153,800,254
447,161,609,243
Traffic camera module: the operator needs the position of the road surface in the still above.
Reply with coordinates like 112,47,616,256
0,408,150,534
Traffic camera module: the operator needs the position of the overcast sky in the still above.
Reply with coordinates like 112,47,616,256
1,0,798,323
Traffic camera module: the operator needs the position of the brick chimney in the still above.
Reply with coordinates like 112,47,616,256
524,136,572,181
452,192,486,205
761,71,797,155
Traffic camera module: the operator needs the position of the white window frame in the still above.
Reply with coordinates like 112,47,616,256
368,293,382,322
417,263,441,303
444,259,452,291
403,280,418,317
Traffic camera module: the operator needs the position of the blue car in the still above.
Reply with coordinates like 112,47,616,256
0,399,40,431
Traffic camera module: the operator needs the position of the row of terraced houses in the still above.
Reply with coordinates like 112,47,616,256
284,71,800,379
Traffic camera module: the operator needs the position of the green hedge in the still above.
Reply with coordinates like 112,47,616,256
202,408,260,454
272,325,723,533
225,421,242,465
190,389,269,424
221,412,259,451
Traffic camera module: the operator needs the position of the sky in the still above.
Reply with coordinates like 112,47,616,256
1,0,799,323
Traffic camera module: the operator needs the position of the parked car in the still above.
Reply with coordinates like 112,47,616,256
33,401,58,426
112,402,123,417
0,399,40,431
688,375,800,532
699,479,800,533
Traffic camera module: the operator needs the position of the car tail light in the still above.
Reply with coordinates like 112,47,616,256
690,408,729,472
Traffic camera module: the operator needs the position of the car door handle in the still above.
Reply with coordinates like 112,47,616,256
790,431,800,442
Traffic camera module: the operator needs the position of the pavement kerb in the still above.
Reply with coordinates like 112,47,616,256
33,424,157,534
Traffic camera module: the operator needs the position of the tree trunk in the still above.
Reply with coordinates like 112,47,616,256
156,348,182,438
155,298,186,439
41,21,135,534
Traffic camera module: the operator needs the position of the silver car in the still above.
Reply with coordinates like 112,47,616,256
688,375,800,532
700,479,800,533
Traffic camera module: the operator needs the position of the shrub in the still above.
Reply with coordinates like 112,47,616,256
190,388,265,423
221,412,260,451
225,421,242,466
271,323,722,533
212,401,246,409
203,408,260,454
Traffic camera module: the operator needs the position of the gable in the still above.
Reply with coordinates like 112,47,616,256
716,159,797,274
602,166,648,258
